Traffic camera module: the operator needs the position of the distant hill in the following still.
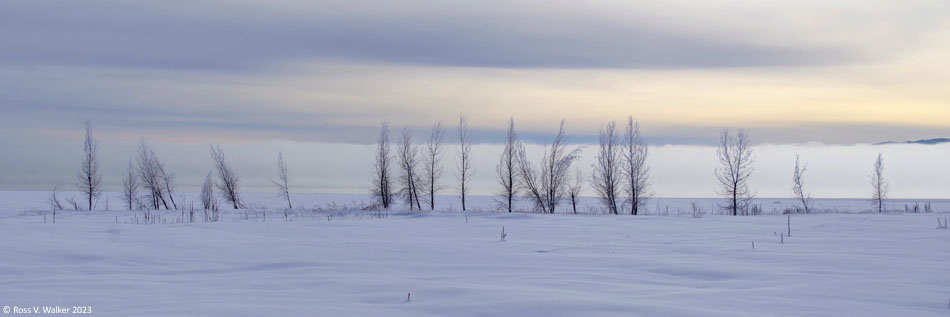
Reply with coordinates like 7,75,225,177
876,138,950,145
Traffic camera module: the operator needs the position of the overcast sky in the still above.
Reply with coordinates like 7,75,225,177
2,1,949,197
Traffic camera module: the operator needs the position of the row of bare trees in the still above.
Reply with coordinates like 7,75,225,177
372,116,470,211
495,117,650,215
591,118,651,215
129,141,177,210
515,120,582,213
373,116,649,214
370,119,893,215
72,121,893,214
122,142,246,211
724,130,891,215
73,122,252,211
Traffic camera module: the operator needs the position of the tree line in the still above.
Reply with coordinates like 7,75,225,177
368,115,892,215
70,121,258,213
68,118,894,214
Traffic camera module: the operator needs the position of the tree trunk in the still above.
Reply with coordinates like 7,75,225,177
733,190,738,216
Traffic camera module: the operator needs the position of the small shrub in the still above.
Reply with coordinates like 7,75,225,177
690,202,705,218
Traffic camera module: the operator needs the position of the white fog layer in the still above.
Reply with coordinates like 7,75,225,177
3,134,947,199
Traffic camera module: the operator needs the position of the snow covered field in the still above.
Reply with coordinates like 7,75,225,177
1,191,948,316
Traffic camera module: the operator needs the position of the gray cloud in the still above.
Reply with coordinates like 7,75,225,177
0,1,856,71
1,0,948,149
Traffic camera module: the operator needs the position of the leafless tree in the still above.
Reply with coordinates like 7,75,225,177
67,196,80,211
136,140,170,210
48,185,65,211
397,127,423,211
792,154,811,214
271,151,292,209
121,159,138,210
516,143,544,212
420,122,446,210
496,118,519,213
591,121,621,214
567,168,584,214
716,129,754,216
542,120,582,214
516,120,581,213
622,117,651,215
200,171,215,210
870,152,888,213
157,159,178,210
372,121,394,209
77,121,102,211
211,144,243,209
456,115,474,211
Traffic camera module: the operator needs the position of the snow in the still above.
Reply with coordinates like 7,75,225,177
1,191,948,316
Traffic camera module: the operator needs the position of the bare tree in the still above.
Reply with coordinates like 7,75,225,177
121,159,138,210
48,185,65,211
397,127,423,211
200,171,215,210
622,117,651,215
516,142,545,212
716,129,754,216
591,121,621,214
456,115,474,211
136,140,170,210
372,121,394,209
792,154,811,214
420,122,446,210
157,160,178,210
567,168,584,214
211,144,243,209
870,152,888,213
542,120,582,214
496,118,519,213
77,121,102,211
272,151,292,209
516,120,581,213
